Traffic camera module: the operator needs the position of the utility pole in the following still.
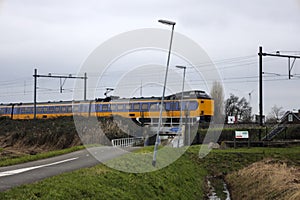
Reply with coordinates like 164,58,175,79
258,46,300,140
84,72,87,101
33,68,87,119
34,68,37,120
258,47,263,140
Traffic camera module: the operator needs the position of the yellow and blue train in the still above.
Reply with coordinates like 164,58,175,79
0,90,214,125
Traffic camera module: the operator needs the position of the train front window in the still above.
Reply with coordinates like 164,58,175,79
189,101,198,110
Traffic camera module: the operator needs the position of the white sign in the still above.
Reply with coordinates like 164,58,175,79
228,116,235,124
235,131,249,139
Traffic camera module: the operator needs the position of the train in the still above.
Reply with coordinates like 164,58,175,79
0,90,214,125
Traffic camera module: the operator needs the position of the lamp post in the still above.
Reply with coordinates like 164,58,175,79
152,19,176,167
176,65,186,147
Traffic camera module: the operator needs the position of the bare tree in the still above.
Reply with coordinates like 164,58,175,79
210,81,225,123
267,105,285,123
224,94,252,123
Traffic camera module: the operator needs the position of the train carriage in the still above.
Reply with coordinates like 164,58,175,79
0,90,214,125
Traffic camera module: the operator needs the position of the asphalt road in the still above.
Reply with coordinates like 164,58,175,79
0,146,131,191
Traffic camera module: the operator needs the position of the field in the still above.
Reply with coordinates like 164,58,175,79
0,145,299,200
0,117,299,199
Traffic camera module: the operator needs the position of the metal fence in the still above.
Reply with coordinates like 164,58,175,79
111,137,144,147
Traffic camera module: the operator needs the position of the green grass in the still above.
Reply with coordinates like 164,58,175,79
195,146,300,199
0,146,207,200
0,145,299,199
0,146,86,167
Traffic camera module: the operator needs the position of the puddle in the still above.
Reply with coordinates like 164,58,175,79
207,179,231,200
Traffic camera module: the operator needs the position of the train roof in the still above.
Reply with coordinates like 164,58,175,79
169,90,211,99
0,90,211,106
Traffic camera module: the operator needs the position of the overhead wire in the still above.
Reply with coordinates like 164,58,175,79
0,54,299,101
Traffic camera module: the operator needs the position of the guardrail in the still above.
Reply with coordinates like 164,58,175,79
111,137,144,147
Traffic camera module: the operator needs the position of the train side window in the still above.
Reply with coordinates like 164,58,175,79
44,107,48,113
95,104,101,112
165,102,171,111
26,107,33,114
178,102,183,110
39,107,44,114
2,108,5,114
171,102,178,111
102,105,108,112
37,107,43,113
29,107,33,114
81,104,89,112
150,103,158,111
1,108,5,114
133,103,140,111
61,106,66,112
49,106,55,113
141,103,148,111
55,107,60,113
90,104,96,113
13,108,18,114
73,105,79,112
117,104,124,111
7,108,12,114
125,104,131,110
67,106,72,113
111,104,116,111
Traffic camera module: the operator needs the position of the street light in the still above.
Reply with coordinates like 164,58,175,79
152,19,176,167
176,65,186,147
158,19,176,26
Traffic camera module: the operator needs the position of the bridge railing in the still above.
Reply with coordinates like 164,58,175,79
111,137,144,147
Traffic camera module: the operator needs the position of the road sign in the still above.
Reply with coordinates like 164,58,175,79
169,127,181,132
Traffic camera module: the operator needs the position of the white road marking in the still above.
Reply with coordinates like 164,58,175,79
0,157,79,177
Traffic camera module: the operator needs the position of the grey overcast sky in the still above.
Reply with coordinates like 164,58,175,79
0,0,300,116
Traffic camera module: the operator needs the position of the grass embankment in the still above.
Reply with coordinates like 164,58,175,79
0,116,129,164
1,146,300,199
0,146,207,199
0,117,81,154
0,146,85,167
